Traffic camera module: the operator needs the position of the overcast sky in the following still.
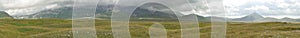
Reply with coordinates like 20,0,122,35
0,0,73,15
223,0,300,19
0,0,299,19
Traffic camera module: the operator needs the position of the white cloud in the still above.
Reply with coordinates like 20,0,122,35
222,0,300,19
1,0,199,16
5,6,47,15
1,0,45,9
245,5,269,11
0,0,73,16
46,4,59,9
223,0,253,6
1,0,300,19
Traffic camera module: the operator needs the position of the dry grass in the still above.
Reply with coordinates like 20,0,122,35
0,19,300,38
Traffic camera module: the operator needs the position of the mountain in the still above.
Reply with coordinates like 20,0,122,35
230,13,300,22
24,7,73,19
11,5,114,19
206,16,228,22
280,17,297,22
10,7,73,19
7,3,300,22
258,17,280,22
97,3,178,20
296,19,300,22
130,3,177,20
232,13,264,22
95,5,114,19
0,11,13,19
181,14,208,21
11,3,179,20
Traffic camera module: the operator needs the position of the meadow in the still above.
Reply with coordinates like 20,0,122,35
0,19,300,38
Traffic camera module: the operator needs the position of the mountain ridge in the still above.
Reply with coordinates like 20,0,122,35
0,11,13,19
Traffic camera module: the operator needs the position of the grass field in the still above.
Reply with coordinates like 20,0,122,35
0,19,300,38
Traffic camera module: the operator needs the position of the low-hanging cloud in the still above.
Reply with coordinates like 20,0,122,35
1,0,298,19
0,0,201,16
0,0,73,16
224,0,300,19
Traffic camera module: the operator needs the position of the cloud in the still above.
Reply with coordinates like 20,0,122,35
5,6,46,15
0,0,71,9
0,0,45,9
1,0,200,16
0,0,73,16
2,0,299,19
221,0,300,19
245,5,270,10
187,0,228,17
179,0,300,19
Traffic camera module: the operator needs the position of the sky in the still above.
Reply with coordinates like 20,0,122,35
0,0,299,19
222,0,300,19
0,0,73,15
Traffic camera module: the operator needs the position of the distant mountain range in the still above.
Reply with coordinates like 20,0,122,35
8,3,178,20
229,13,300,22
231,13,264,22
2,3,300,22
130,3,178,20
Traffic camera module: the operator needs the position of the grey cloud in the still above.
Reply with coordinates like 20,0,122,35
0,0,74,16
0,0,242,18
1,0,199,15
1,0,73,9
224,0,300,18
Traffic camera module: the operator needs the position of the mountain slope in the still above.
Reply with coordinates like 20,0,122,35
232,13,264,22
280,17,297,22
13,5,113,19
0,11,13,19
12,3,179,20
258,17,280,22
95,5,114,19
130,3,177,20
182,14,208,22
27,7,73,19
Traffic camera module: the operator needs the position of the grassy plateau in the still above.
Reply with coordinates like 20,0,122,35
0,19,300,38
